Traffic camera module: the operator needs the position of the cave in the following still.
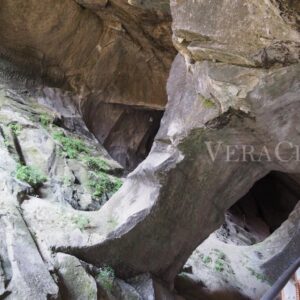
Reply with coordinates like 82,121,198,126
0,1,299,300
218,172,300,246
81,101,164,171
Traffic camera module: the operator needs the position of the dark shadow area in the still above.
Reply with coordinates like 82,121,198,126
216,172,300,245
82,101,164,172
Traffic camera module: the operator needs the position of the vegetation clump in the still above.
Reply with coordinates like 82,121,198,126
39,114,52,127
52,130,123,204
96,266,115,291
53,131,88,159
214,258,225,272
15,164,47,188
203,98,216,109
88,171,122,200
200,249,235,275
8,123,22,135
71,214,90,231
83,156,109,172
213,249,227,272
246,267,267,282
201,255,212,265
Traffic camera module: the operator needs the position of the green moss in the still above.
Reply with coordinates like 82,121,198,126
83,156,109,172
203,98,216,109
96,266,115,291
8,123,22,135
15,164,47,188
53,131,89,159
39,114,52,127
72,215,90,231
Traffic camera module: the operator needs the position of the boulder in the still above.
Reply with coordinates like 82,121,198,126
54,253,98,300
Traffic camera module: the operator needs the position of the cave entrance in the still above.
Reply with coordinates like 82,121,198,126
216,171,300,245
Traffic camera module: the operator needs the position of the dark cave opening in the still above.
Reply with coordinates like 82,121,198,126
217,172,300,245
81,100,164,172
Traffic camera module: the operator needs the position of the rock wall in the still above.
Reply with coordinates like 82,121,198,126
172,0,299,67
0,0,176,169
0,0,299,299
0,0,175,109
58,0,300,292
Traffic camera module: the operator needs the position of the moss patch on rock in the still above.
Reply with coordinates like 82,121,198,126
15,164,47,188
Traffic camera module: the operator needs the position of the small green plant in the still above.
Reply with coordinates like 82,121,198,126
15,164,47,188
112,178,123,193
202,255,212,265
88,172,122,199
96,266,115,291
53,131,89,159
214,259,225,272
39,114,52,127
203,98,216,109
247,267,267,282
72,215,90,231
8,123,22,135
83,156,109,172
212,249,228,273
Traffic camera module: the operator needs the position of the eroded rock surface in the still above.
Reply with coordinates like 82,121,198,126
0,0,174,109
0,78,125,298
0,78,186,299
60,52,299,290
171,0,299,67
183,202,300,299
49,1,299,294
0,0,299,299
0,0,176,169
